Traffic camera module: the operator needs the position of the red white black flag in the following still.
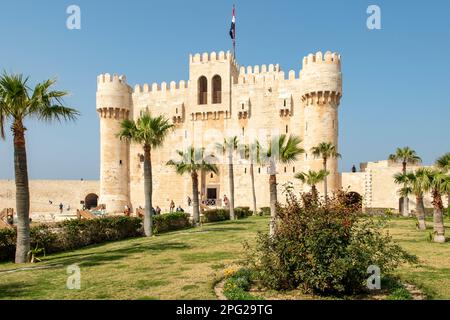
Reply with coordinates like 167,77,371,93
229,5,236,41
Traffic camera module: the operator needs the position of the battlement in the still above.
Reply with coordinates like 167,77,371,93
97,73,128,84
301,51,341,69
97,73,132,94
133,80,188,94
189,50,239,72
238,64,281,75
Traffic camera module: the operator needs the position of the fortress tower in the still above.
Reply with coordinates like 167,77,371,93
96,73,132,213
300,52,342,191
97,50,343,212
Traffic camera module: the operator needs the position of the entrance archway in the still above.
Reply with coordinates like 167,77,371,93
344,192,363,211
85,193,98,210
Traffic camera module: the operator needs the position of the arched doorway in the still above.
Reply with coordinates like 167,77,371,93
344,192,363,211
85,193,98,210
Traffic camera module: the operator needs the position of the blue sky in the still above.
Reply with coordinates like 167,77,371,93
0,0,449,180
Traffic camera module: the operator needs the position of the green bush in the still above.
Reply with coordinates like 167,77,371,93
235,207,253,218
203,209,230,222
0,216,143,262
258,207,270,216
244,190,417,295
223,268,262,300
152,212,191,234
203,207,252,223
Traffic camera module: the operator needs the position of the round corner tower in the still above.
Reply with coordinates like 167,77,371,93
299,51,342,192
96,73,132,213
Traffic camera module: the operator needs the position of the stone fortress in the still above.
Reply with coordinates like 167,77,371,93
0,50,447,219
96,50,342,213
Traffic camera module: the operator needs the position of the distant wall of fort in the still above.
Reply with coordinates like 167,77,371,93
0,180,99,214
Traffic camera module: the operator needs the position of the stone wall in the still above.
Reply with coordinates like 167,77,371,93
0,180,99,214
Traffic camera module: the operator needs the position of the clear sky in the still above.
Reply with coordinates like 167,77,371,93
0,0,449,180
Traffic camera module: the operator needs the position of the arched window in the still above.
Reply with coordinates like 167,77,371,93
212,75,222,104
198,76,207,105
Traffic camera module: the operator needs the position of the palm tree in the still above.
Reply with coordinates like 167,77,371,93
216,136,239,220
394,169,429,230
166,147,218,225
425,169,449,243
0,73,79,263
118,112,173,237
436,153,450,209
311,142,341,199
388,147,422,216
262,134,304,235
240,140,261,216
295,169,329,201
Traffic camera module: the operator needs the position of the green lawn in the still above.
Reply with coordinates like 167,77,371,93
0,215,449,300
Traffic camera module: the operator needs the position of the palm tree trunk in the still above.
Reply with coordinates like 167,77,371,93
13,120,30,263
269,159,277,236
312,185,318,203
323,157,328,200
402,161,409,217
228,152,235,220
143,145,153,237
432,190,445,243
250,163,257,216
191,171,200,225
416,195,426,231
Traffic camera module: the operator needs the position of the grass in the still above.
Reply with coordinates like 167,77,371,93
0,217,267,300
385,215,450,299
0,215,449,300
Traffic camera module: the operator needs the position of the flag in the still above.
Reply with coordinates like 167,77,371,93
229,5,236,41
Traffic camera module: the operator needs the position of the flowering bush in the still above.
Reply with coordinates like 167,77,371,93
244,190,417,295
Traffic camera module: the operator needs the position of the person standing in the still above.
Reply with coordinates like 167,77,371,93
59,203,63,214
169,200,175,213
223,195,229,208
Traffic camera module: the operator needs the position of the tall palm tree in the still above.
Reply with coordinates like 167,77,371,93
295,169,329,201
240,140,261,216
262,134,304,236
0,73,79,263
216,136,239,220
118,112,173,237
436,153,450,209
425,170,449,243
311,142,341,199
388,147,422,216
394,169,429,230
166,147,218,225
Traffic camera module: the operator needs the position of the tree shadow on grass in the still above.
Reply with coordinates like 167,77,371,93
0,282,36,299
48,242,191,268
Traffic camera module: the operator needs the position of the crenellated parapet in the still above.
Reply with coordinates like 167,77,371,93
189,50,238,70
299,51,342,106
96,73,132,118
133,80,188,94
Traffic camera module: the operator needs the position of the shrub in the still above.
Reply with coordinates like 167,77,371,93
244,190,417,295
235,207,253,218
223,268,262,300
258,207,270,216
152,212,191,234
203,209,230,222
0,216,143,262
203,207,252,222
